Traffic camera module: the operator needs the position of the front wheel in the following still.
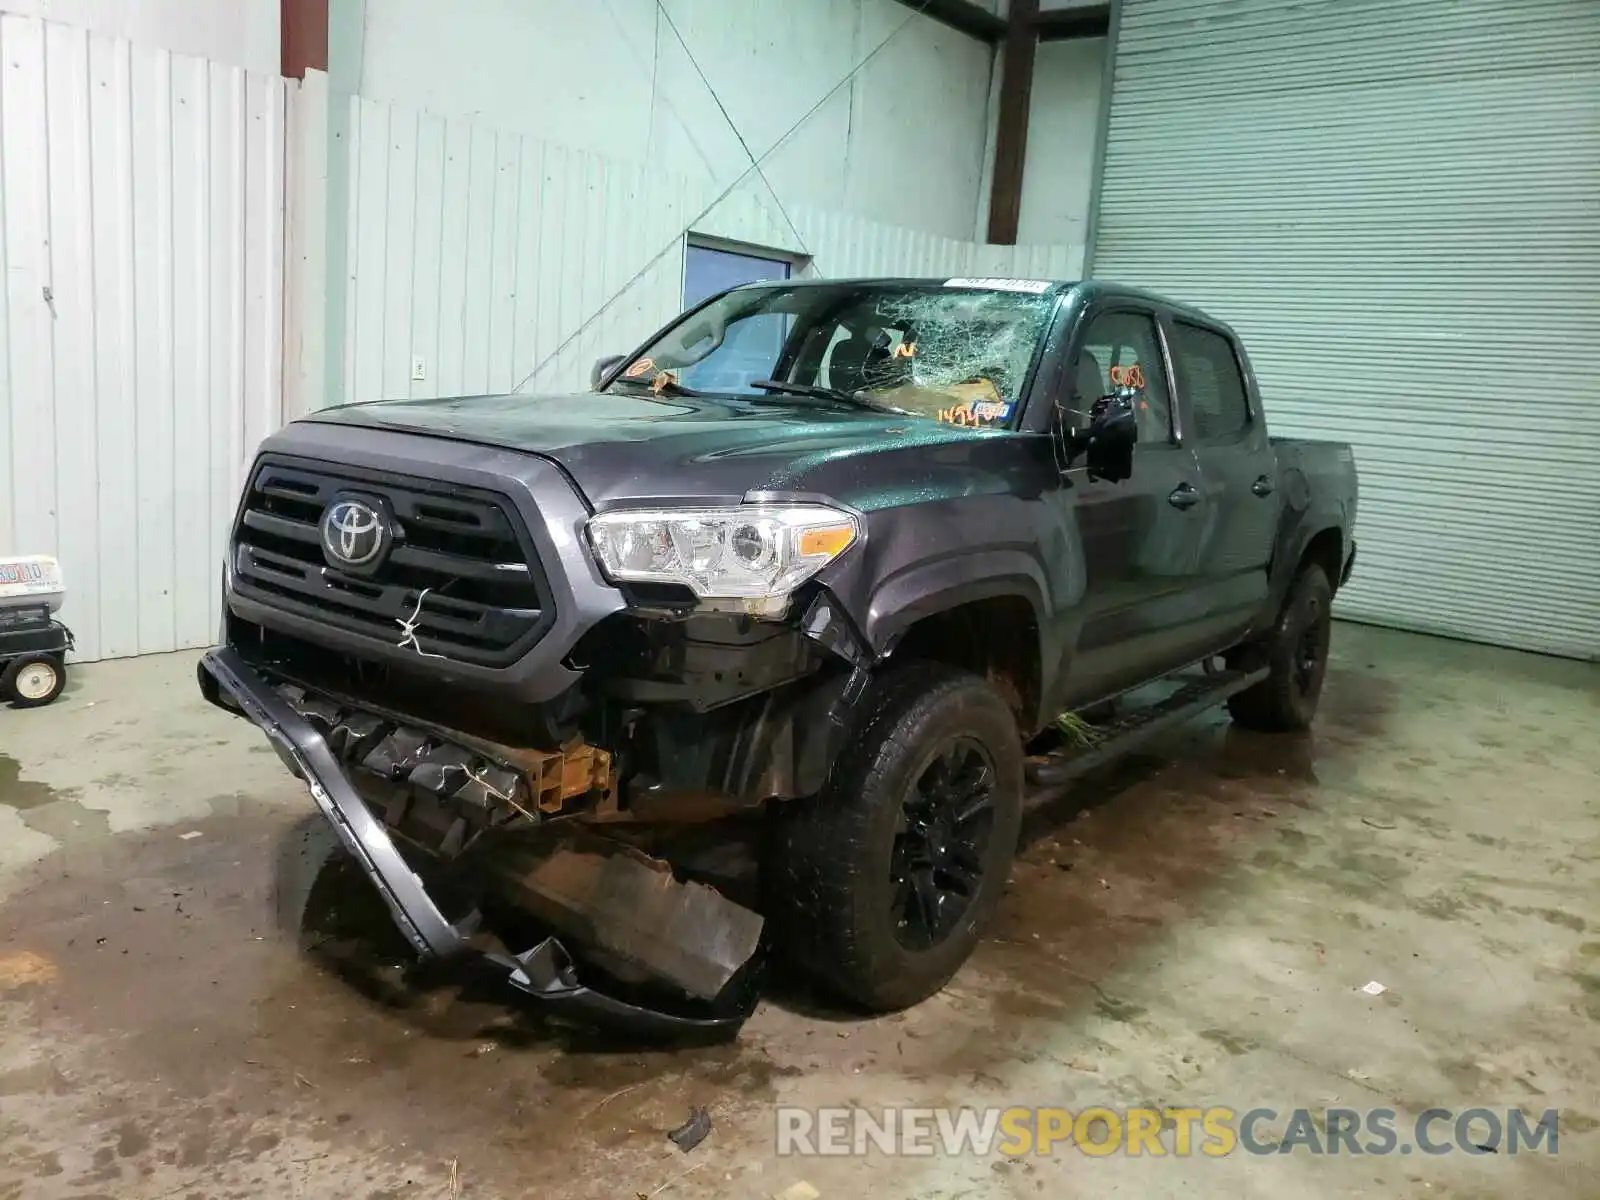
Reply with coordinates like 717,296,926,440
3,652,66,708
768,662,1024,1011
1228,563,1332,732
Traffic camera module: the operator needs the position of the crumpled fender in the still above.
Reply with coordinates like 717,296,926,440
197,646,757,1036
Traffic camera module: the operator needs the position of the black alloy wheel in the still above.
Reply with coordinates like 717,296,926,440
891,738,998,951
768,662,1024,1012
1228,562,1334,732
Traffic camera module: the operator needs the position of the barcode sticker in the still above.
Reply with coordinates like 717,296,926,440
943,277,1053,294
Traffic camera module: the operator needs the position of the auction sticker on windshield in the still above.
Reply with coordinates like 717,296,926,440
937,399,1015,427
943,278,1052,294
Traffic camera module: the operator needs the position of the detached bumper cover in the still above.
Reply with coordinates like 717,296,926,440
198,646,754,1035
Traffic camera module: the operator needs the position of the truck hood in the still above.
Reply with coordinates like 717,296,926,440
305,390,1002,509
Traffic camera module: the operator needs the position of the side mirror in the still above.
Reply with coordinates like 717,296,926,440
1080,387,1138,482
591,354,627,389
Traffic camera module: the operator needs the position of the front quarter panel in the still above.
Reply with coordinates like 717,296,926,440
801,433,1076,726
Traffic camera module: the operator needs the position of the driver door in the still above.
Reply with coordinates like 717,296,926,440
1049,306,1210,705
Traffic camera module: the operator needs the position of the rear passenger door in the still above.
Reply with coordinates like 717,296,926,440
1165,317,1281,647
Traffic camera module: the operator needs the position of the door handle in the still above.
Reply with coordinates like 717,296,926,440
1168,483,1201,510
1252,475,1275,497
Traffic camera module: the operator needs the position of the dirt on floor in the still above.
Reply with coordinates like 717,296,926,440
0,624,1597,1199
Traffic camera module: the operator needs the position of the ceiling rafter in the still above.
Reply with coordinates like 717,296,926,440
887,0,1109,44
1036,5,1111,41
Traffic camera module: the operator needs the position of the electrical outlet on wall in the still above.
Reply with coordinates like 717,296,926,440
411,356,427,382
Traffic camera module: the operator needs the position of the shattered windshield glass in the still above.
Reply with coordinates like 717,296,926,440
606,281,1059,429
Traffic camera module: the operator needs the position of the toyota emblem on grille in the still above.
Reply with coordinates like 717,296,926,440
320,496,389,570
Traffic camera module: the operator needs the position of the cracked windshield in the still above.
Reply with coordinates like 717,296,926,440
606,281,1057,428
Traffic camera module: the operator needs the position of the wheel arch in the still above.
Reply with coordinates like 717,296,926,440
876,588,1047,734
1263,517,1347,625
1299,526,1345,593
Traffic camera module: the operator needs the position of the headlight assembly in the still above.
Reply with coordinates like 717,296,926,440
586,504,859,609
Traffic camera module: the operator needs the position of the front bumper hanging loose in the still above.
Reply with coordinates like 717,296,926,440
197,646,754,1036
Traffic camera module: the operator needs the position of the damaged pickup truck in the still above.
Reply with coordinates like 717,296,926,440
199,278,1357,1033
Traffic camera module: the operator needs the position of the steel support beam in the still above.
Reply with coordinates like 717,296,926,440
1036,5,1111,40
889,0,1008,42
891,1,1109,43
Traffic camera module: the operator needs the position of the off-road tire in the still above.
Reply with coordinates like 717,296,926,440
1227,564,1332,732
2,652,66,708
768,662,1024,1011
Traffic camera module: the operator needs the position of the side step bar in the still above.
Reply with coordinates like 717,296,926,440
1024,667,1269,796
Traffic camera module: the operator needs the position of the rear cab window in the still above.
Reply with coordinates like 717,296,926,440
1169,321,1252,441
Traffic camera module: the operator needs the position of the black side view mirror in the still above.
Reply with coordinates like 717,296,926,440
1074,387,1139,482
591,354,627,389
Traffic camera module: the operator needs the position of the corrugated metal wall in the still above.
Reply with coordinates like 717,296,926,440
0,14,288,662
1091,0,1600,659
336,93,1082,405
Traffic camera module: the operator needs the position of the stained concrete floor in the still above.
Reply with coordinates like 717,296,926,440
0,623,1596,1199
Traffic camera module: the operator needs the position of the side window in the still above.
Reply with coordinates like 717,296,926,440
676,311,790,392
1171,322,1250,440
1068,310,1173,444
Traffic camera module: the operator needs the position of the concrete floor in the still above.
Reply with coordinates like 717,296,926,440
1,623,1596,1199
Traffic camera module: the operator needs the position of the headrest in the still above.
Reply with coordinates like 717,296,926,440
827,335,875,392
1075,348,1107,406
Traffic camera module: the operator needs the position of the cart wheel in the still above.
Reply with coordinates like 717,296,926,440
3,653,66,708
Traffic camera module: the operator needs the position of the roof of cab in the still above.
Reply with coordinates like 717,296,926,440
730,275,1073,293
728,275,1228,333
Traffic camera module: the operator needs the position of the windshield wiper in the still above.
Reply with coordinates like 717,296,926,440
748,380,895,413
607,373,700,397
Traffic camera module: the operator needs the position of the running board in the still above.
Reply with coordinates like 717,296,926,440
1024,667,1270,796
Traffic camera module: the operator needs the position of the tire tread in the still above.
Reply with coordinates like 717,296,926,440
1228,565,1332,732
769,661,1022,1011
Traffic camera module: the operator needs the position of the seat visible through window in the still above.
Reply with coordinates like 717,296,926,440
1071,311,1173,443
1170,322,1250,441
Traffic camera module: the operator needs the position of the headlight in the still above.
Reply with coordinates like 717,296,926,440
586,504,859,606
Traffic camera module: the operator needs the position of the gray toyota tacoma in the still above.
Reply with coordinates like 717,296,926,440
199,278,1357,1032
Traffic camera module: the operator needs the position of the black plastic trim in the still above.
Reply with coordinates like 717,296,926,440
232,454,556,667
222,422,629,704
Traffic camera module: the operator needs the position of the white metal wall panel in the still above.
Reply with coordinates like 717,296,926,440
0,15,287,662
1092,0,1600,659
337,93,1084,403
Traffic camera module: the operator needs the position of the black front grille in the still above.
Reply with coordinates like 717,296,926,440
231,455,553,666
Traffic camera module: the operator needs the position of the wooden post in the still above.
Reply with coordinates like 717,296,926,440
281,0,329,79
986,0,1040,245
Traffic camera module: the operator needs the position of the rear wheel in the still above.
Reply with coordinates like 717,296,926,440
769,662,1024,1011
1228,564,1332,732
3,653,66,708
